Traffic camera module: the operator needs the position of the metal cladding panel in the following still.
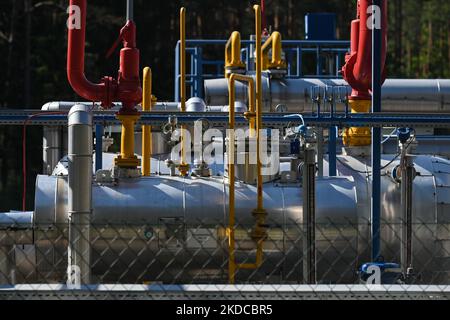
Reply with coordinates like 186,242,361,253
34,175,57,225
34,174,358,227
205,77,450,113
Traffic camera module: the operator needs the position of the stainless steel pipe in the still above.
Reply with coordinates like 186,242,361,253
204,77,450,113
67,104,92,284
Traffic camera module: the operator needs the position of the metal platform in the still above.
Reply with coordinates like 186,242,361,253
0,284,449,300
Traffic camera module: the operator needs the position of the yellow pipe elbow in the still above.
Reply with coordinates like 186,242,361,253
225,31,245,77
262,31,286,70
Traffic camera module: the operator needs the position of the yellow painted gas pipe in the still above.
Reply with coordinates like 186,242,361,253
115,113,140,168
261,31,286,70
141,67,152,176
254,4,265,213
179,7,189,176
225,31,245,77
226,5,267,284
227,73,257,283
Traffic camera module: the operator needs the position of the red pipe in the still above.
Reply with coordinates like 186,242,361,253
67,0,141,111
261,0,267,33
342,0,387,99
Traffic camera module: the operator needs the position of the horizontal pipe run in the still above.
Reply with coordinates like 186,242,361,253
5,111,450,128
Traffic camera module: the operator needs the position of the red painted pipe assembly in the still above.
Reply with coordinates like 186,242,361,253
342,0,387,99
67,0,141,112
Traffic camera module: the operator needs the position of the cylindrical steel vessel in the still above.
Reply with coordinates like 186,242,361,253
204,77,450,113
30,174,358,284
4,154,450,284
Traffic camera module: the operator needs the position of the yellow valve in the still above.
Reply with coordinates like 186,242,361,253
115,114,140,168
262,31,286,70
343,99,372,146
225,31,245,78
141,67,152,176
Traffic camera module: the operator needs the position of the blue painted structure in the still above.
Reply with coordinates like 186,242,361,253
371,0,383,262
174,39,350,101
95,124,103,171
305,13,337,40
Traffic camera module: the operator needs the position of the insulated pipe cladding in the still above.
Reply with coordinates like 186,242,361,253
204,77,450,113
67,104,93,284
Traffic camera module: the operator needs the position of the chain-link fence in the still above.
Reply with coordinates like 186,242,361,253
1,218,450,299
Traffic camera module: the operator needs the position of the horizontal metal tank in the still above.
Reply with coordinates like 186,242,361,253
204,76,450,113
28,174,358,284
3,153,450,284
333,153,450,284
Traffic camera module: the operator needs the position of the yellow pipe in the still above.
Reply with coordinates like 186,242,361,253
254,4,264,212
343,99,372,146
227,72,265,282
115,114,140,168
179,7,189,176
225,31,245,77
227,73,256,283
228,74,237,283
261,31,286,70
226,6,267,283
141,67,152,176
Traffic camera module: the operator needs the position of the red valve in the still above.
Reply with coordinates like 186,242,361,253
341,0,387,99
67,0,141,112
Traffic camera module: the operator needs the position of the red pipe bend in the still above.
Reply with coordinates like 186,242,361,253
67,0,108,104
342,0,387,99
67,0,141,110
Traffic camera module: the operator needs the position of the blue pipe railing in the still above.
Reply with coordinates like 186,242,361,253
174,39,350,101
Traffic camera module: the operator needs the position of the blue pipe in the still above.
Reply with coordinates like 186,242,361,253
95,124,103,172
328,126,337,176
371,0,382,262
4,113,450,127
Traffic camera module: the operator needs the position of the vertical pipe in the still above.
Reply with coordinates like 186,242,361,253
317,128,324,177
303,148,316,284
126,0,134,21
142,67,152,176
197,47,203,98
174,42,180,102
371,0,382,261
180,8,186,111
401,155,414,275
254,4,263,211
179,7,188,175
67,104,92,284
43,126,62,175
316,46,322,76
95,124,103,172
328,127,337,176
228,75,236,284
